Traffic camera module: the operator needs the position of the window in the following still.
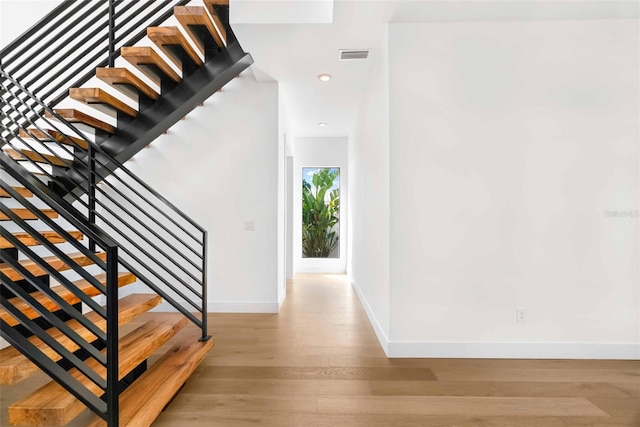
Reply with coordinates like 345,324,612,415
301,167,340,258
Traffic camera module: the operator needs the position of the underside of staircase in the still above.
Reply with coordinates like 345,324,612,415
1,0,251,425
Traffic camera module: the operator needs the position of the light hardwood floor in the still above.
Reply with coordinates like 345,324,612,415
1,274,639,426
153,274,639,427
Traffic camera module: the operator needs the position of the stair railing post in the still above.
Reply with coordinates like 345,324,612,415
106,245,119,427
108,0,115,67
88,143,97,252
200,231,210,342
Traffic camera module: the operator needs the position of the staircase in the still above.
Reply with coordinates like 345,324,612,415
0,0,252,425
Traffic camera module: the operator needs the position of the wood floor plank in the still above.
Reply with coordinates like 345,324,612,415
316,396,609,417
432,367,640,384
202,366,437,381
368,380,632,398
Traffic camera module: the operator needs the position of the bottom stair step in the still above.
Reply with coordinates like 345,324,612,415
0,294,161,385
8,314,188,426
87,333,214,427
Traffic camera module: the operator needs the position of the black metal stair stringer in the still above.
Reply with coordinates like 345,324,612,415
60,43,254,204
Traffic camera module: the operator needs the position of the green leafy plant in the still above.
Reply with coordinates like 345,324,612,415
302,168,340,258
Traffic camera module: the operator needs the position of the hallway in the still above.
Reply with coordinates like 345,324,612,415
153,274,640,427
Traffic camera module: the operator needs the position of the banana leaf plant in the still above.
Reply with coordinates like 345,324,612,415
302,168,340,258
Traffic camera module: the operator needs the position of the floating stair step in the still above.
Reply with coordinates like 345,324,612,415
70,88,137,117
19,128,89,150
147,26,204,69
96,67,159,101
87,333,214,427
0,251,107,284
45,110,116,134
121,46,181,84
174,6,225,53
3,148,71,168
0,230,83,249
9,314,189,427
0,271,135,327
0,293,159,385
0,187,33,198
0,208,58,221
202,0,227,44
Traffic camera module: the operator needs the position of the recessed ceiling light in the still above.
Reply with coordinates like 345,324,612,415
318,122,328,127
317,73,332,82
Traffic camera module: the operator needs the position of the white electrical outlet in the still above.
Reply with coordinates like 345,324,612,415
516,307,528,323
244,220,255,231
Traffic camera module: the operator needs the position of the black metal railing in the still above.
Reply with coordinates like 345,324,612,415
0,67,208,426
0,0,226,424
0,155,121,424
0,0,190,108
0,67,208,339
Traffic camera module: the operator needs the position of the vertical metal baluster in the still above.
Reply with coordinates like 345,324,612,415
106,245,119,427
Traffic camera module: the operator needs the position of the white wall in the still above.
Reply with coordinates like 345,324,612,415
294,136,348,273
109,73,281,313
349,25,391,351
384,20,639,359
0,0,62,48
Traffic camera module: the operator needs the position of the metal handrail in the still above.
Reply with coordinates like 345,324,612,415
1,0,191,107
0,0,227,424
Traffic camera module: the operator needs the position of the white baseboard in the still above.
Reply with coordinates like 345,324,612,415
153,299,280,314
350,280,640,360
351,280,390,355
388,341,640,360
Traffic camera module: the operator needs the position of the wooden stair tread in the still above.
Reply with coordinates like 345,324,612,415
96,67,159,101
0,187,33,198
202,0,227,44
0,251,107,282
0,271,135,327
0,230,83,249
45,110,116,134
9,315,189,427
0,293,160,385
19,128,89,150
121,46,181,83
3,148,71,168
174,6,225,53
147,26,204,69
70,88,137,117
87,333,214,427
0,208,58,221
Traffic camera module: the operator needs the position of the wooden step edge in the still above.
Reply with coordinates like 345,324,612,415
0,230,83,250
174,6,224,52
95,68,159,101
202,1,227,44
8,315,189,427
3,147,71,167
0,251,107,282
19,128,90,150
45,110,116,134
0,208,58,221
69,88,137,117
0,187,33,198
121,46,181,83
87,333,214,427
0,293,160,385
0,272,136,327
147,26,204,68
203,0,229,5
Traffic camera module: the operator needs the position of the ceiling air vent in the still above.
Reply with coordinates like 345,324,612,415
339,49,370,61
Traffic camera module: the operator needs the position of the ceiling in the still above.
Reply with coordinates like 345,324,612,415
231,0,639,140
